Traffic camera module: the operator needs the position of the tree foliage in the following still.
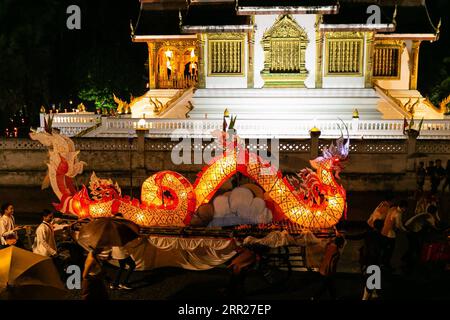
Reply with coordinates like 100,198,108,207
0,0,147,131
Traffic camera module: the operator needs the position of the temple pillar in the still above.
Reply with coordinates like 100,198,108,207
247,28,255,88
365,32,375,88
410,40,421,90
315,15,323,88
310,128,321,159
147,42,157,89
134,128,148,190
406,129,419,171
197,34,206,88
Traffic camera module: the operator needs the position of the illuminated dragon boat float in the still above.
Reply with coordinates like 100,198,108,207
30,121,350,271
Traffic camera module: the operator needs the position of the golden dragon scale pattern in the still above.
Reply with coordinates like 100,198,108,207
30,131,348,229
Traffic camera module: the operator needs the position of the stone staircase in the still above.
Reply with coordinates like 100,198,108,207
189,88,384,120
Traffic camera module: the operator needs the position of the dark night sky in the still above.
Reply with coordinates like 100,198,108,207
0,0,449,132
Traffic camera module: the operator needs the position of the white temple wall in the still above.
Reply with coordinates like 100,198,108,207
322,76,366,88
204,34,248,88
253,14,317,88
375,40,412,90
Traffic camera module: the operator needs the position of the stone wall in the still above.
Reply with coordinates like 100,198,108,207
1,136,449,192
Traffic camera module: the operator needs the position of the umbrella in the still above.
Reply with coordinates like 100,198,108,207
0,246,66,300
407,152,428,159
77,217,140,250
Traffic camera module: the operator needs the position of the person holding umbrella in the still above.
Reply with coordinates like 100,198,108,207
76,216,140,299
108,214,136,290
82,248,109,300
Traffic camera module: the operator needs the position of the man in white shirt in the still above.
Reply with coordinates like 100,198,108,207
0,203,23,247
33,210,58,257
367,194,394,228
380,200,409,271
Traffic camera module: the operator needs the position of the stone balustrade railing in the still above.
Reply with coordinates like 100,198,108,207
40,113,450,139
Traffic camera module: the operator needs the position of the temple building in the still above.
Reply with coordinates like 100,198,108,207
129,0,443,121
41,0,449,139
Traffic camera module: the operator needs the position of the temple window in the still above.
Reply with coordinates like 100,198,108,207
325,32,364,76
373,42,402,79
207,33,245,76
261,15,309,88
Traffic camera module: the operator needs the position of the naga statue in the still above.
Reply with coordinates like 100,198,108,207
30,126,349,230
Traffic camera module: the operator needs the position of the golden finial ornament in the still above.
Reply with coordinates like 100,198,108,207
130,20,135,38
392,5,397,25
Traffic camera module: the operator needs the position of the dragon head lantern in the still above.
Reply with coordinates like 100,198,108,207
88,172,122,201
310,124,350,179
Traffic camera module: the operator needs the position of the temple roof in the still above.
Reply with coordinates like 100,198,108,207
321,2,437,35
236,0,339,15
134,10,184,36
181,3,253,33
140,0,187,11
136,0,438,38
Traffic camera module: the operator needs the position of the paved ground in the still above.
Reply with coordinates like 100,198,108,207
61,262,449,300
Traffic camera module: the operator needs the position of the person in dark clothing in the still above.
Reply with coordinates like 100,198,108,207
81,249,109,300
184,62,192,80
360,220,384,271
110,246,135,290
404,204,440,270
361,220,384,299
224,246,260,298
416,161,426,192
311,235,345,300
345,221,384,299
442,160,450,192
434,159,445,193
381,200,408,272
426,161,437,194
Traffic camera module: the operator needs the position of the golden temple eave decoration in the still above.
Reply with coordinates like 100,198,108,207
320,24,395,33
236,4,339,16
133,35,198,42
261,15,309,88
181,25,254,34
374,33,438,41
153,39,198,52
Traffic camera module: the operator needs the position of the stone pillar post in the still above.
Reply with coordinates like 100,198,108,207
352,109,360,136
135,128,149,187
406,129,419,171
310,128,321,159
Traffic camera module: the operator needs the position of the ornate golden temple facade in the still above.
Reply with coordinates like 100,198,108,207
131,0,443,120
